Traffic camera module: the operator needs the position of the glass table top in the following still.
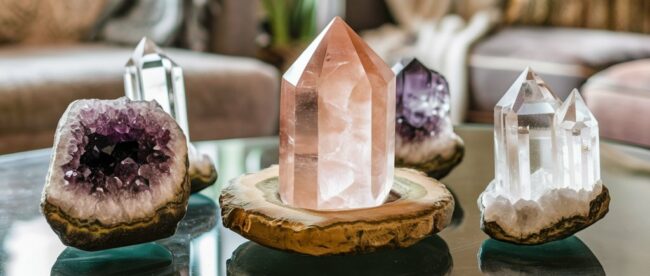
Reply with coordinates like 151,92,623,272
1,125,649,275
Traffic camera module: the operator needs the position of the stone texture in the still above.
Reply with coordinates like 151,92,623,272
279,17,396,210
480,185,610,245
41,98,190,251
221,166,454,255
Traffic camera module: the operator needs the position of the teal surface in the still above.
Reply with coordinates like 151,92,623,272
227,235,452,276
479,236,605,275
51,243,172,275
50,193,218,275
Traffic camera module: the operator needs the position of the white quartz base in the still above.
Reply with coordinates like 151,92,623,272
479,179,603,237
395,123,462,164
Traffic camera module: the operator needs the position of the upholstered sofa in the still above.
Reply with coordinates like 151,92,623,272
0,0,279,154
467,27,650,124
346,0,650,147
0,44,278,154
583,59,650,147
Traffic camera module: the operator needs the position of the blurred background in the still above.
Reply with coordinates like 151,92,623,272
1,0,649,155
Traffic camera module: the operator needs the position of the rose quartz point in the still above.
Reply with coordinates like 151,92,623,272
279,17,396,210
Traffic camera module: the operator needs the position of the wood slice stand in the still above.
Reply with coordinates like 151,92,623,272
220,166,455,256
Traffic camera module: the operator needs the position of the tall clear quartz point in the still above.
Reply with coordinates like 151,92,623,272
554,89,600,191
494,68,561,201
125,37,190,139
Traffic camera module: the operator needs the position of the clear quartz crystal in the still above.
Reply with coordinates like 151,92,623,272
279,17,396,210
554,89,600,191
124,37,190,138
494,68,561,201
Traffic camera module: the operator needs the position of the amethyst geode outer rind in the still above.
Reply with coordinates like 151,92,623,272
393,59,464,179
396,138,464,179
188,145,218,193
41,97,190,251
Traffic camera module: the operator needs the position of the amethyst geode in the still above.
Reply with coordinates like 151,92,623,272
393,59,464,179
41,97,190,251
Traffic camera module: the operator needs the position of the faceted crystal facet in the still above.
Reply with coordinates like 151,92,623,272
393,58,451,142
125,37,190,139
494,68,561,201
554,89,600,191
279,17,396,210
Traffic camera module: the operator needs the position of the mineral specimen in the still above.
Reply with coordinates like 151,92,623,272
479,68,609,244
221,166,454,255
41,98,190,251
493,67,561,201
279,17,396,210
555,89,600,190
125,37,217,192
125,38,189,135
392,58,464,179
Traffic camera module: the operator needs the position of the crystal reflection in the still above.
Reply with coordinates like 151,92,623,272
227,235,452,276
51,194,218,275
51,243,172,275
478,236,604,275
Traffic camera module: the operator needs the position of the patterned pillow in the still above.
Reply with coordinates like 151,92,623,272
0,0,108,44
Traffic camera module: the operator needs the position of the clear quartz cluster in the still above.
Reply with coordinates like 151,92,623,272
279,17,396,210
124,38,190,138
493,68,601,202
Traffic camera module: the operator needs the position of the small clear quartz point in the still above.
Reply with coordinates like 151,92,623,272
124,37,190,139
554,89,600,191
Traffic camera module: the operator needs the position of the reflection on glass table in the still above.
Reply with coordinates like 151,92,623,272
7,193,218,276
228,235,451,275
1,125,650,275
479,236,604,275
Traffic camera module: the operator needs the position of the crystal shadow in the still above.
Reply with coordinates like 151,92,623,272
478,236,605,275
227,235,452,276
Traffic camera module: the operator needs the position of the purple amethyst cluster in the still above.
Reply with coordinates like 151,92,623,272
62,102,173,196
393,59,450,142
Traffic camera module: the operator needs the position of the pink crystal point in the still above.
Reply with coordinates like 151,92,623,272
279,17,396,210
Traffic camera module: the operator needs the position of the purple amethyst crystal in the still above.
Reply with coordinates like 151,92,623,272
393,58,450,142
61,101,172,196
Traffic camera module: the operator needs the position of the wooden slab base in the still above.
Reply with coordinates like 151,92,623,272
220,166,455,256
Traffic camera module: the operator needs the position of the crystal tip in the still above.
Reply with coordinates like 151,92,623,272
133,37,163,56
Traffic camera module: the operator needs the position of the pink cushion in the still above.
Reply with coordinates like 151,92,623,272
583,59,650,147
